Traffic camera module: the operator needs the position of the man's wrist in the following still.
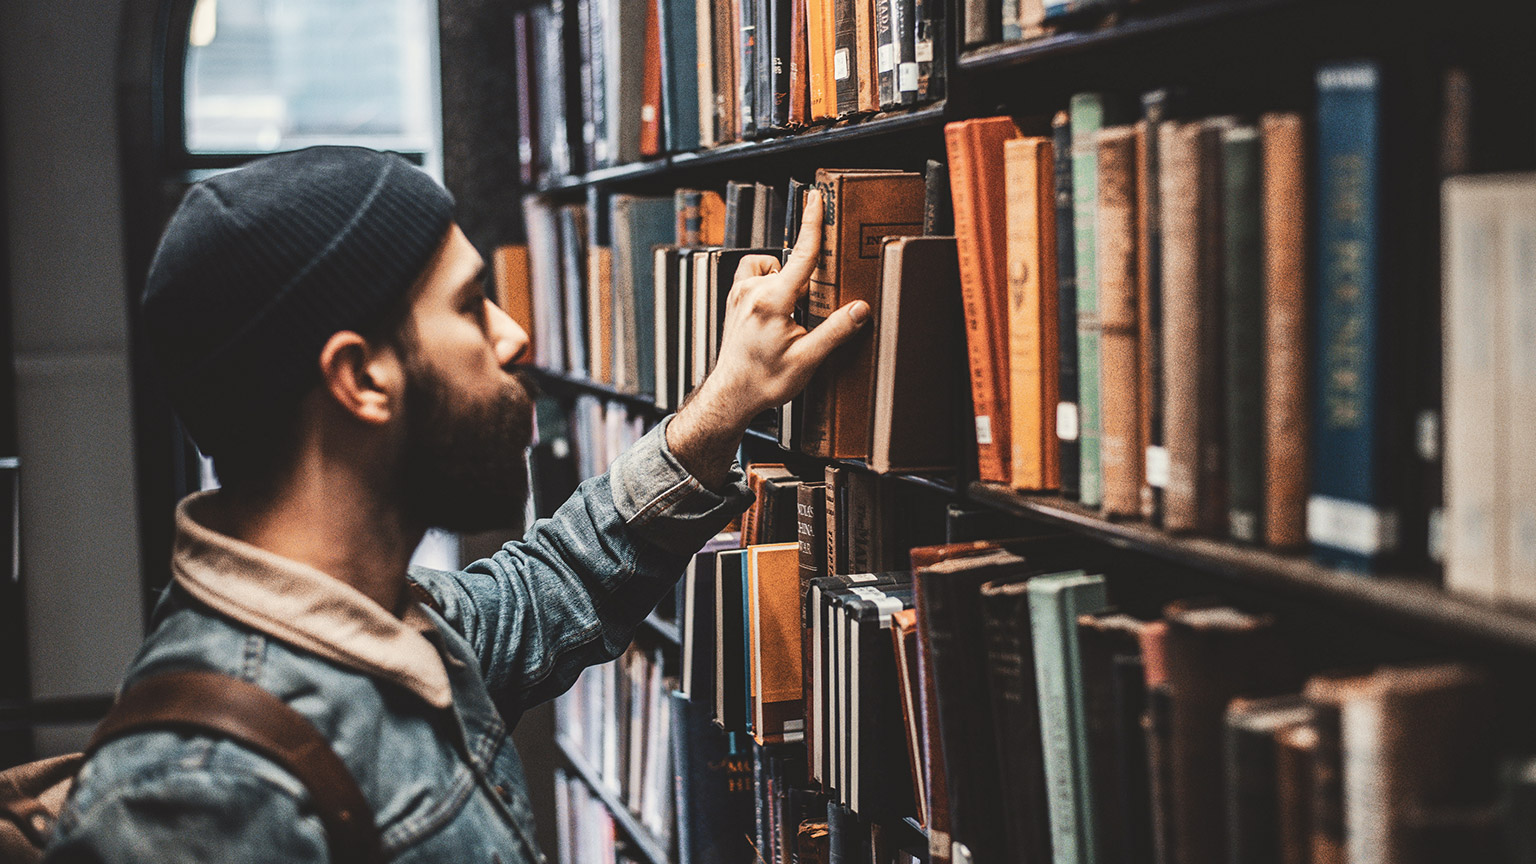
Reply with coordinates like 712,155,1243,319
666,380,753,491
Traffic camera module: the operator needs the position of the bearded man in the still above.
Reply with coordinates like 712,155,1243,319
44,147,867,862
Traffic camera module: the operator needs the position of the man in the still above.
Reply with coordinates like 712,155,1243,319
45,147,868,862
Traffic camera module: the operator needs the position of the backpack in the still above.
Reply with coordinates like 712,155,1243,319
0,670,383,864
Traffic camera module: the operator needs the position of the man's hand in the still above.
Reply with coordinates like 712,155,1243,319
667,190,871,489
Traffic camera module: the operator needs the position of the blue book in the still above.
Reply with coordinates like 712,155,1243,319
611,195,674,395
658,0,700,152
1312,61,1416,570
672,692,757,864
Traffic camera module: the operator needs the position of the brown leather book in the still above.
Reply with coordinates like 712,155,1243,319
587,246,613,384
891,608,927,825
1139,620,1176,864
1162,602,1299,864
947,117,1025,484
1159,119,1229,533
639,0,664,157
1097,125,1143,517
1275,721,1319,864
1260,112,1309,548
854,0,878,113
788,0,810,126
1002,136,1060,491
713,0,739,143
748,542,805,745
492,245,534,364
871,236,964,473
803,169,925,458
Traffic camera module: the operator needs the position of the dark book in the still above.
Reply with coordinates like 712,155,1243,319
1223,695,1318,864
533,0,574,180
875,0,895,108
809,572,905,789
976,578,1053,864
1140,620,1177,864
659,0,701,152
557,204,590,376
529,395,580,518
832,0,858,116
513,11,539,186
827,800,871,864
759,470,805,545
1052,111,1081,498
1221,123,1264,543
740,0,759,139
611,195,674,396
870,236,964,473
798,482,829,593
1162,603,1300,864
924,158,953,236
1135,87,1184,524
725,181,759,248
1110,652,1154,864
683,536,735,717
575,0,604,170
842,582,917,819
914,0,944,101
962,0,998,47
893,0,918,107
767,0,794,129
715,548,750,731
673,693,758,864
1077,611,1151,864
640,0,664,157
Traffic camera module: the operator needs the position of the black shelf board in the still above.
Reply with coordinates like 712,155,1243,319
526,367,663,413
966,482,1536,655
741,428,959,495
958,0,1302,71
556,734,673,864
534,101,950,193
639,612,682,647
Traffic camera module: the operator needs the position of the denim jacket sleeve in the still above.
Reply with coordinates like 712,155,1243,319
407,415,752,720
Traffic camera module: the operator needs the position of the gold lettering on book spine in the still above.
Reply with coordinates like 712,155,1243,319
1324,153,1367,430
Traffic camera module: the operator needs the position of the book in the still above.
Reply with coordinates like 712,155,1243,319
558,203,591,376
1224,695,1318,864
947,116,1025,483
611,194,673,395
854,0,878,114
493,245,534,363
523,199,564,371
513,12,539,186
832,0,858,115
715,547,750,731
672,692,758,864
1003,136,1061,491
808,0,833,120
1222,123,1264,543
1096,124,1142,516
696,0,717,147
842,582,916,817
1275,720,1319,864
659,0,700,152
924,158,953,236
889,608,927,825
1053,111,1081,498
1139,619,1177,864
725,180,759,248
803,169,925,459
1135,88,1182,523
1260,112,1309,548
1077,610,1152,864
676,188,727,246
1070,92,1126,508
870,236,965,474
1028,570,1108,864
963,0,997,46
913,0,944,101
641,0,664,157
810,572,906,788
749,542,805,745
606,0,648,166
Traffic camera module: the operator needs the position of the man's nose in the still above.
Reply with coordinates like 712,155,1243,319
486,299,530,367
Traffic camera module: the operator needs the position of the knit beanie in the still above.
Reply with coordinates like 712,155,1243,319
142,146,454,457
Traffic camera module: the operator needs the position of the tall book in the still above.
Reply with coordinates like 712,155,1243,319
1070,92,1126,508
604,0,647,166
1002,136,1061,491
1053,111,1081,498
1135,88,1180,523
659,0,700,152
715,547,750,731
738,0,758,139
672,692,758,864
1311,60,1434,570
1223,123,1264,543
788,0,810,126
1076,611,1151,864
808,0,833,120
513,11,539,186
811,572,905,789
749,543,805,745
1261,112,1309,549
493,245,534,364
1223,695,1317,864
832,0,859,115
768,0,794,129
612,195,674,395
803,169,925,459
1028,571,1109,864
913,0,944,101
870,236,965,473
842,583,917,818
640,0,664,156
1097,125,1143,516
696,0,717,147
890,608,927,825
854,0,879,114
947,117,1025,483
725,180,758,248
557,204,590,377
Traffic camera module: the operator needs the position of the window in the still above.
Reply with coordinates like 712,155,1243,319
183,0,442,177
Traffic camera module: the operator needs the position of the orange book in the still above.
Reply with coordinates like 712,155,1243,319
748,542,805,745
1097,126,1143,516
946,117,1025,484
1260,113,1308,548
1002,137,1060,491
854,0,878,113
492,245,534,363
807,0,832,120
639,0,663,156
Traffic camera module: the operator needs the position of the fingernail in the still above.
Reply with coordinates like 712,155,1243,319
848,301,870,324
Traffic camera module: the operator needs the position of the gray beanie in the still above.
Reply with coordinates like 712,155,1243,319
142,146,454,457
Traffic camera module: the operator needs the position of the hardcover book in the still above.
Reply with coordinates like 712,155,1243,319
1222,123,1264,543
1053,111,1081,498
749,542,806,745
1096,125,1142,516
1260,113,1309,549
1002,136,1061,491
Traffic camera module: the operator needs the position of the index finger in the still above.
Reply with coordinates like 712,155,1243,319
776,189,824,292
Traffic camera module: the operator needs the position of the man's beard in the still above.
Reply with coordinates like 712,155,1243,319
397,357,536,534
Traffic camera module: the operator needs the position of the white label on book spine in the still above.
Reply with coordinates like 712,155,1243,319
915,40,933,62
898,62,919,93
849,572,877,583
1229,510,1257,543
1428,507,1445,564
834,48,851,80
784,719,805,732
975,415,993,445
1307,496,1399,556
878,44,894,73
1144,445,1169,488
1416,410,1440,461
850,586,888,600
873,595,903,626
1056,402,1079,441
641,104,656,123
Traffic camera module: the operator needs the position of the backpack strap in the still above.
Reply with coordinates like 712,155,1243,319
87,670,383,864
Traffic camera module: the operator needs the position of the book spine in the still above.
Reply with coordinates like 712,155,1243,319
1136,90,1172,523
1097,125,1143,517
914,0,943,101
1053,111,1081,498
1070,93,1109,507
696,0,716,147
660,0,700,152
963,0,995,46
1004,138,1054,491
1311,61,1396,569
514,12,539,186
741,0,758,138
641,0,664,156
875,0,895,108
1501,190,1536,603
825,466,846,576
770,0,793,129
713,0,736,143
1261,113,1309,549
1159,121,1205,532
978,586,1052,863
1224,713,1283,864
855,0,878,113
801,171,842,457
892,0,917,107
1223,124,1264,543
832,0,858,115
788,0,809,125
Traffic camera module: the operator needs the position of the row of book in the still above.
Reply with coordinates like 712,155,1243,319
966,0,1211,47
673,476,1536,864
526,394,652,521
513,0,948,185
554,769,646,864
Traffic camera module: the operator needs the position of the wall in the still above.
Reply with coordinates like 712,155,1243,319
0,0,145,753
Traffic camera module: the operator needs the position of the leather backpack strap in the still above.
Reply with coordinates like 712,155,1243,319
87,671,383,864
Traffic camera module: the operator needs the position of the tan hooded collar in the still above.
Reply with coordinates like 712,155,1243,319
170,491,453,709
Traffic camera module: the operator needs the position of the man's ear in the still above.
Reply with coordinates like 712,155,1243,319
317,331,402,425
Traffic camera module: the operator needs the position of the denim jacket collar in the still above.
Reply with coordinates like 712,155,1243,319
171,490,453,709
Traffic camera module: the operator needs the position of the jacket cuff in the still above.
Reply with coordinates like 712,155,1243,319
608,415,753,556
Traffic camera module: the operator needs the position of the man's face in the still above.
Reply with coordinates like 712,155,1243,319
392,224,536,532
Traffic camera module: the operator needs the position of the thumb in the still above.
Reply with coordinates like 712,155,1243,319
791,300,872,368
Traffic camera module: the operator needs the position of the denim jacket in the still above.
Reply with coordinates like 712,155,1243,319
45,417,751,863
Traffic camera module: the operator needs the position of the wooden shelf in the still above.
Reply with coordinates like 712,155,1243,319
957,0,1305,71
525,367,663,413
534,102,951,193
556,734,673,864
966,482,1536,656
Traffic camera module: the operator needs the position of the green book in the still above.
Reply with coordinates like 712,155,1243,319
1028,570,1110,864
1070,93,1124,507
1222,124,1264,544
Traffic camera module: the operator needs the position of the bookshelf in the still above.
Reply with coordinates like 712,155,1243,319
507,0,1536,862
555,734,673,864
